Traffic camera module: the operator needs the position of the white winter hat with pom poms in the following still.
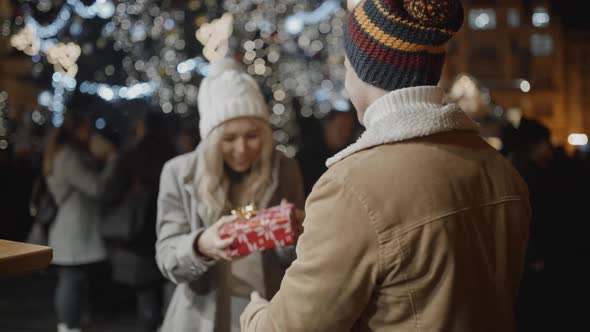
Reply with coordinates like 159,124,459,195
197,57,269,139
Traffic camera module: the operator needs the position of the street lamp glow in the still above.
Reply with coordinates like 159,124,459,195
532,7,550,28
520,80,531,93
475,13,491,28
568,134,588,146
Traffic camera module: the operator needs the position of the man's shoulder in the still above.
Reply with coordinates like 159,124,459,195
320,131,529,205
321,143,411,190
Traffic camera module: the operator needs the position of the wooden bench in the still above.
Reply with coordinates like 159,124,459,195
0,240,52,278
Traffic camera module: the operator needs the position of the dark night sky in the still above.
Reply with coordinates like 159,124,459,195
551,1,590,30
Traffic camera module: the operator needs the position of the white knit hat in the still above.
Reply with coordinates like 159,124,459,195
197,58,269,139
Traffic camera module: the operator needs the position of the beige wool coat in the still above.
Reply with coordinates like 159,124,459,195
241,86,530,332
156,149,305,332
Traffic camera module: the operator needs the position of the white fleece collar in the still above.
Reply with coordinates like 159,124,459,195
326,86,480,168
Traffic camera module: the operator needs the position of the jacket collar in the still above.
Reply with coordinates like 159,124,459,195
326,86,480,168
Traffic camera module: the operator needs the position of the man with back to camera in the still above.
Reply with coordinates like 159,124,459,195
241,0,530,331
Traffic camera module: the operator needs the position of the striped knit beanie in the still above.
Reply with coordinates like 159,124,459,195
345,0,464,91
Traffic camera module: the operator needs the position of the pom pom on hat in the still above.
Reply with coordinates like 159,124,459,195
403,0,463,27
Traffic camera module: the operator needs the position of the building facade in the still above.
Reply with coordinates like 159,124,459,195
564,29,590,141
441,0,575,146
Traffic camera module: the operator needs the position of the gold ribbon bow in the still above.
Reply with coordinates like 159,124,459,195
231,203,258,220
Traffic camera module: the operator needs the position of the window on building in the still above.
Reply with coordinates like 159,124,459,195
532,6,550,27
507,8,520,27
468,46,500,79
515,56,530,78
468,9,497,30
531,66,553,88
530,33,553,56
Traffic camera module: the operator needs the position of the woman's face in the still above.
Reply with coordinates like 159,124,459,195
220,117,265,173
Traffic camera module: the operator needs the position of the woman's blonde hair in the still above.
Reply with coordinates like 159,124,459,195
194,119,273,224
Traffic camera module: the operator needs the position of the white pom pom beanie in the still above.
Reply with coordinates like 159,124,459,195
197,58,269,139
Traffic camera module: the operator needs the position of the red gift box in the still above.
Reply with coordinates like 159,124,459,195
218,201,299,258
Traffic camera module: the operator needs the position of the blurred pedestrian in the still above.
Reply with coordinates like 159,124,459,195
101,111,176,332
511,118,553,331
175,126,199,155
297,110,358,195
43,113,116,332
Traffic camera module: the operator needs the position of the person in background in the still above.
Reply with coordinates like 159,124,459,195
511,118,550,275
175,126,199,155
296,110,358,195
101,111,176,332
43,113,116,332
0,144,34,241
241,0,530,331
156,58,305,332
499,122,519,158
511,118,553,332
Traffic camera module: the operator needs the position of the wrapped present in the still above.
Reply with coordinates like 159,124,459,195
218,201,299,258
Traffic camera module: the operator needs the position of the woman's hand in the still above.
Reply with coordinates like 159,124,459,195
194,215,236,261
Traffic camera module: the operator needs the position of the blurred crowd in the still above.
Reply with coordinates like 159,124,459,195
0,101,359,331
1,107,581,331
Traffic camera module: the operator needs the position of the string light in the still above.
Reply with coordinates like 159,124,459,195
196,13,234,61
15,0,351,150
66,0,116,20
79,81,157,101
177,57,210,76
24,6,72,39
284,0,341,34
10,26,40,56
47,42,81,78
21,1,114,41
50,83,66,127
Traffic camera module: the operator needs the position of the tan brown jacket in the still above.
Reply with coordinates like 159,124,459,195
241,87,530,332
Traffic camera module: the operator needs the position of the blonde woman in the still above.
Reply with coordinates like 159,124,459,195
156,58,305,332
